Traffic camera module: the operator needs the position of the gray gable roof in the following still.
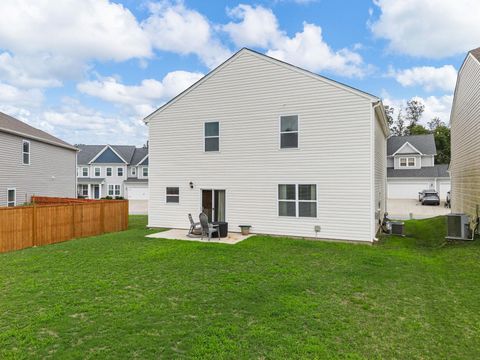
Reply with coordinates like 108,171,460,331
0,111,76,151
470,47,480,62
387,164,449,178
76,144,148,165
130,147,148,165
387,135,436,156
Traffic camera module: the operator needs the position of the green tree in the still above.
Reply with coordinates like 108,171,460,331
384,105,395,133
405,99,425,135
427,117,446,131
409,124,430,135
432,125,451,164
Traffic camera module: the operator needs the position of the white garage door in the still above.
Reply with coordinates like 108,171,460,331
126,185,149,200
437,180,451,200
388,180,432,199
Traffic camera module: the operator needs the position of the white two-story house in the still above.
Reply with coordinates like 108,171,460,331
387,135,450,200
76,144,148,201
145,48,389,243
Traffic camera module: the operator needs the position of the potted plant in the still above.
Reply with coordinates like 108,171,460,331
238,225,251,235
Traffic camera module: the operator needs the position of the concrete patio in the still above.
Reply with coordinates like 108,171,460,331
146,229,254,244
387,199,450,220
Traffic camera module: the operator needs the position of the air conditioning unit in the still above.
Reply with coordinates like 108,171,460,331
446,213,472,240
389,221,405,236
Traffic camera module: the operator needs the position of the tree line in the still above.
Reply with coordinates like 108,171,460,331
384,99,450,164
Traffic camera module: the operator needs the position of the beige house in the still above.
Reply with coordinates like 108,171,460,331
450,47,480,220
145,48,389,243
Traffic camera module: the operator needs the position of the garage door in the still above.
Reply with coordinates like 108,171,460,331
388,180,432,199
126,185,149,200
437,180,451,200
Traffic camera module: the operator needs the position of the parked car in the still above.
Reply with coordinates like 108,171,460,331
418,189,438,202
445,191,451,208
422,191,440,206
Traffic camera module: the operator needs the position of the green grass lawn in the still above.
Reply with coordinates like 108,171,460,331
1,216,480,359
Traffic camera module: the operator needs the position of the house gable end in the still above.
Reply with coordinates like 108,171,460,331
91,146,126,164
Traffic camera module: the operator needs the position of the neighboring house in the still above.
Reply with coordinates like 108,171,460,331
144,48,389,243
387,135,450,200
0,111,77,207
450,47,480,219
76,145,148,201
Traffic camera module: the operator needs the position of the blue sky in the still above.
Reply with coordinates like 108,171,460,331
0,0,477,145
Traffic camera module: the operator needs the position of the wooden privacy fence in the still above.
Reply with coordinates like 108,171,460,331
0,198,129,253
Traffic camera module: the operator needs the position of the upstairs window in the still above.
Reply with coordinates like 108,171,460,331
94,167,101,177
399,157,416,167
142,167,148,177
82,167,89,177
131,167,136,176
280,115,298,149
22,140,30,165
106,167,112,176
204,122,219,152
278,184,317,218
166,187,179,203
117,167,124,176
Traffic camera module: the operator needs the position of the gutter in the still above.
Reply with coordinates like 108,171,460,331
0,127,78,151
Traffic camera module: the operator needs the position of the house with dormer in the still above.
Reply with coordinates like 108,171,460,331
76,144,148,201
387,135,450,200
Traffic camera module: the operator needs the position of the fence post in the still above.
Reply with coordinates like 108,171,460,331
125,200,129,230
100,201,105,234
32,203,37,247
71,203,76,238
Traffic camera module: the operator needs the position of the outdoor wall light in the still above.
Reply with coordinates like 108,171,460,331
189,181,194,189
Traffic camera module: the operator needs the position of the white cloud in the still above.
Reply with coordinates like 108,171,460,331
0,82,43,106
142,1,231,68
77,70,204,117
223,4,367,77
267,23,367,77
388,65,457,92
0,0,151,87
382,93,453,125
370,0,480,58
223,5,281,48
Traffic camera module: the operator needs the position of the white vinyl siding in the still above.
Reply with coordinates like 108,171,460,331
374,111,387,232
148,50,379,242
450,53,480,218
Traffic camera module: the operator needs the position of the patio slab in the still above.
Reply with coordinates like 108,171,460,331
146,229,254,244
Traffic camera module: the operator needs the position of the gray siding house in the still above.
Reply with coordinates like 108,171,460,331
0,112,77,207
387,135,450,200
76,144,148,201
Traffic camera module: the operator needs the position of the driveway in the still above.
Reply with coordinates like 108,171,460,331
129,200,148,215
387,199,450,220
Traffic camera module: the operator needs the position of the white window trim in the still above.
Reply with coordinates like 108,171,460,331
166,187,180,204
7,188,16,207
131,167,137,176
399,156,416,168
81,167,89,177
79,184,88,197
142,166,148,177
22,140,30,165
108,184,114,196
279,115,300,150
106,167,112,177
204,121,220,152
277,184,317,218
114,184,121,196
117,167,124,177
93,166,101,177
